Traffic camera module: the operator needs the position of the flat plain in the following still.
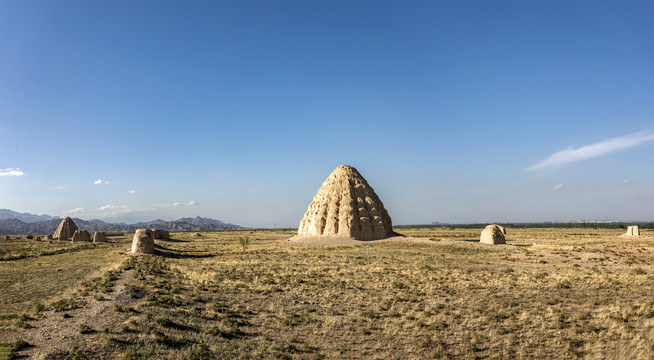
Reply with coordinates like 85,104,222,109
1,227,654,359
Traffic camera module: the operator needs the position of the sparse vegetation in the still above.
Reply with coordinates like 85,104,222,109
239,236,250,251
1,228,654,359
65,347,90,360
78,323,94,334
0,339,30,360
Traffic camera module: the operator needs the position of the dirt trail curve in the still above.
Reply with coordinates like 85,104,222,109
10,268,138,359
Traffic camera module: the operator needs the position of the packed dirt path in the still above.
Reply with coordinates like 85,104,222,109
9,268,138,359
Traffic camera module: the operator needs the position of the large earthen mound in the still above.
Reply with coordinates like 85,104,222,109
298,165,393,241
93,232,107,243
480,224,506,245
54,217,78,241
71,230,91,242
131,228,155,255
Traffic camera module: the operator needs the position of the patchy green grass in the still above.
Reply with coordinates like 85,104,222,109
0,236,129,319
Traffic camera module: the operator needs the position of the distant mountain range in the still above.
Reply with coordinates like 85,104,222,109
0,209,244,235
0,209,61,223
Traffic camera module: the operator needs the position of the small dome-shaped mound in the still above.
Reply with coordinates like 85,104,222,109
71,229,91,242
480,224,506,245
131,229,155,255
93,231,107,243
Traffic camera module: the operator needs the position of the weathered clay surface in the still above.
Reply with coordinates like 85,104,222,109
626,226,640,236
131,228,155,255
53,217,78,240
298,165,393,241
93,231,107,243
480,224,506,245
71,229,91,242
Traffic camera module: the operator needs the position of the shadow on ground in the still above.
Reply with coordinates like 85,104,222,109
154,243,215,259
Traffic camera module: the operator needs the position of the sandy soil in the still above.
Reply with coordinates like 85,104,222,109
7,268,139,360
285,234,429,245
284,234,525,252
618,234,654,239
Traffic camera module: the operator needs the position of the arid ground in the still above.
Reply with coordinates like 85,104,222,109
1,228,654,359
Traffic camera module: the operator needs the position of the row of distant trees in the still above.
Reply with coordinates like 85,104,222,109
397,222,654,230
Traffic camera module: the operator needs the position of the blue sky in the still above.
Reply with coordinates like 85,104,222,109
1,1,653,227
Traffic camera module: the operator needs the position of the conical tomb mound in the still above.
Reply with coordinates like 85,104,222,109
298,165,393,241
53,217,79,241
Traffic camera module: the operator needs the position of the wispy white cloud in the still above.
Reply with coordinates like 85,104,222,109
173,201,198,207
63,201,200,221
65,207,86,214
128,190,136,194
0,168,24,176
552,184,564,191
65,204,138,217
94,179,110,185
51,186,66,190
95,204,134,217
527,131,654,171
622,179,631,184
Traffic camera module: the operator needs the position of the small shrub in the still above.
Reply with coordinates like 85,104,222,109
78,324,94,334
392,281,407,289
633,268,646,275
283,313,312,326
51,298,83,312
360,310,379,319
15,320,33,329
119,324,130,333
155,316,175,328
185,343,212,360
65,347,89,360
11,339,30,351
239,236,250,251
123,351,141,360
212,301,229,313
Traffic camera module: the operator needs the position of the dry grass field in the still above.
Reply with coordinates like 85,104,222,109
1,227,654,359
